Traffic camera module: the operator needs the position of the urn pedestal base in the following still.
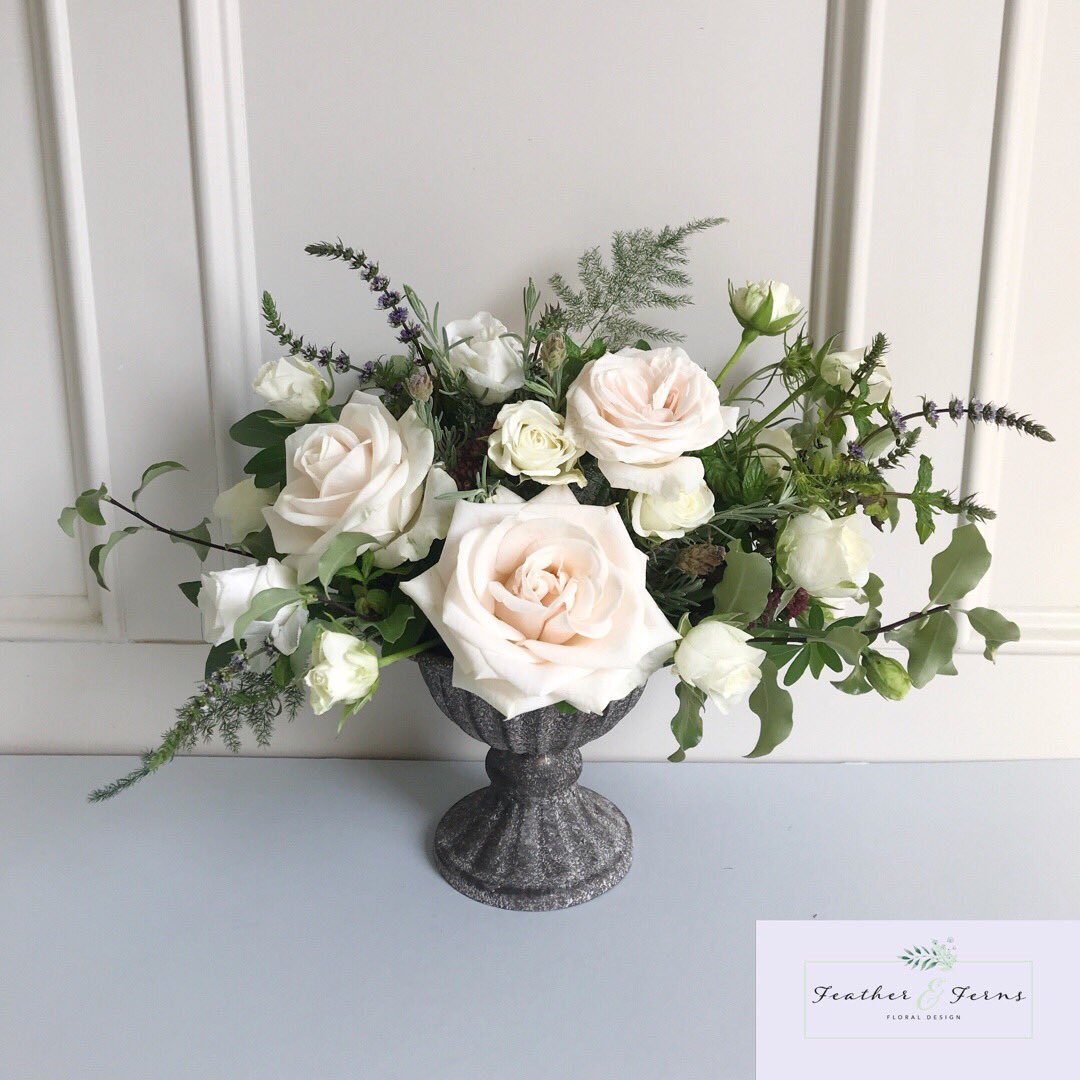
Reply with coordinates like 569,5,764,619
433,747,632,911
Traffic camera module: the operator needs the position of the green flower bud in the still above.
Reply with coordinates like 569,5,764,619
863,650,911,701
729,279,803,336
539,333,567,377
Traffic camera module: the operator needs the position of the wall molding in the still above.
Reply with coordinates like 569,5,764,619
957,0,1063,652
180,0,261,491
5,0,121,642
810,0,887,348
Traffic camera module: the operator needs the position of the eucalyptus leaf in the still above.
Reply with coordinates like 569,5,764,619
229,409,297,448
746,660,794,758
169,518,212,562
376,603,414,645
900,609,958,688
831,661,873,696
232,587,302,645
290,618,329,678
711,546,772,625
783,647,811,686
668,681,706,762
131,460,186,502
318,532,378,590
965,606,1021,661
75,485,108,527
58,505,78,537
88,526,140,590
929,524,991,604
824,625,870,665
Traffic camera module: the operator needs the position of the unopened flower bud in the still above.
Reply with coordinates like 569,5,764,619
729,279,802,336
406,369,433,402
539,333,567,377
863,650,911,701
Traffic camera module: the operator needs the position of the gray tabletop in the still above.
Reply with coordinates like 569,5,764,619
2,756,1077,1079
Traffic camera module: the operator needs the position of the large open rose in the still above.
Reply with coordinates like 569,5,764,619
564,346,737,496
264,390,455,583
401,487,679,716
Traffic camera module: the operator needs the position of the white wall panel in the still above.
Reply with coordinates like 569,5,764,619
1,0,1077,760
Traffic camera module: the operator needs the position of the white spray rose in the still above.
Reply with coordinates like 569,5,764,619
630,481,715,540
264,391,455,583
754,426,795,479
304,630,380,715
819,346,892,405
564,346,738,497
487,400,584,486
198,558,307,655
253,356,329,421
776,507,873,598
212,477,275,543
673,621,763,713
730,280,802,335
401,487,679,716
443,312,525,403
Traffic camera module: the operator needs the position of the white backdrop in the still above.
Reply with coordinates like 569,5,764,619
2,0,1077,761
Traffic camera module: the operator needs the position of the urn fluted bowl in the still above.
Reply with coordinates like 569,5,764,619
417,651,644,911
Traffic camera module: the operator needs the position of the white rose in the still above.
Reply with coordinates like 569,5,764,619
564,346,738,497
401,486,679,716
443,312,525,403
776,507,873,598
212,477,275,543
673,621,763,713
304,630,380,715
819,346,892,405
198,557,307,655
730,280,802,335
630,481,715,540
253,356,329,420
263,391,455,583
754,426,795,479
487,400,584,486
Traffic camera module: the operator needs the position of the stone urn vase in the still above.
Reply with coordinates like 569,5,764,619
417,651,643,911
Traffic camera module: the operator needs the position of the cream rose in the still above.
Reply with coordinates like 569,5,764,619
443,312,525,403
263,390,455,583
754,425,795,480
401,487,679,716
819,346,892,405
673,621,763,713
198,558,307,655
253,356,329,421
304,630,380,716
776,507,873,598
564,346,738,497
630,481,715,540
212,477,275,543
487,400,584,486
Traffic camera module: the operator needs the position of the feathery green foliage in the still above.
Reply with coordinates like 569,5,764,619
547,218,724,347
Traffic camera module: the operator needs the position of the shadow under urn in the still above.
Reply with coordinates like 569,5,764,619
418,651,643,911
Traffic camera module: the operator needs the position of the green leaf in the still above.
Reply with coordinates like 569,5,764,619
712,546,773,625
229,409,297,448
832,661,873,695
233,587,302,645
376,602,414,645
75,485,108,526
825,625,870,665
243,444,287,489
205,641,238,679
58,505,79,537
929,523,991,604
782,647,811,686
178,580,201,606
912,494,935,544
290,618,329,678
88,527,140,590
668,681,706,762
131,460,186,502
900,609,958,689
914,454,933,494
318,531,377,591
554,701,579,715
965,606,1021,661
746,660,794,758
169,518,212,562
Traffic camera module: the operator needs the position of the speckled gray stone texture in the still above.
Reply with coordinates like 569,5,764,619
418,651,643,911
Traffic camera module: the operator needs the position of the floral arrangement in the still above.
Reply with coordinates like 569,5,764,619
59,219,1053,800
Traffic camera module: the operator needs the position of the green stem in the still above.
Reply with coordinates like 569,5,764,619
743,378,817,438
750,603,951,646
378,640,439,667
714,328,758,389
104,497,247,557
